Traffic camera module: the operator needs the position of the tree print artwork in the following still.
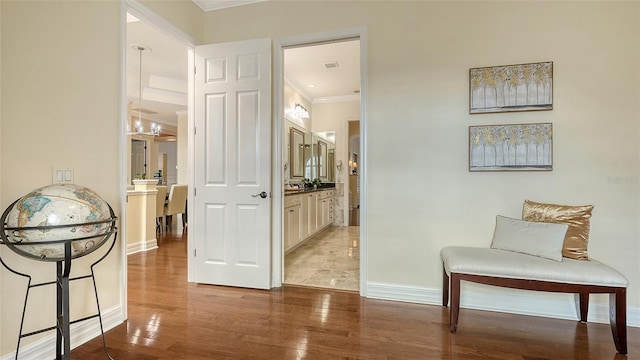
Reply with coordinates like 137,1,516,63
469,123,553,171
470,62,553,114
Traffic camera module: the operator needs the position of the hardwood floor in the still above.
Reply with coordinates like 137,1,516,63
72,229,639,359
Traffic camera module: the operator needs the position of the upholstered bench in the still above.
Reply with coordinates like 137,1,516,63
441,246,629,354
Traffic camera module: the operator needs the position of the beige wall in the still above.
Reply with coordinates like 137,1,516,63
0,0,3,347
140,0,204,45
0,0,123,354
205,1,640,308
1,1,638,355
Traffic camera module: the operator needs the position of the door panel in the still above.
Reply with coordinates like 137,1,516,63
194,39,271,289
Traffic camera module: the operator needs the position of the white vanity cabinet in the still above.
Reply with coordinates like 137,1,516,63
302,191,318,238
317,190,334,229
285,189,335,252
284,194,302,251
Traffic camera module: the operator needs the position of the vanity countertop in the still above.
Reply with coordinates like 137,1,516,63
284,187,335,196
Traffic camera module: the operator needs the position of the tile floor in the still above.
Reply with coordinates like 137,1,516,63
284,226,360,291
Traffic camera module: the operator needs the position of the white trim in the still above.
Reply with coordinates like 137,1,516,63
273,27,368,295
126,0,196,47
187,48,195,282
313,94,361,104
127,238,159,255
367,282,441,304
0,305,123,360
272,38,284,288
358,29,368,297
192,0,266,12
284,73,313,103
366,281,640,328
118,0,129,325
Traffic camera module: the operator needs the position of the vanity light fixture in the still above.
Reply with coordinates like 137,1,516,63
294,103,310,119
128,44,161,137
349,160,358,174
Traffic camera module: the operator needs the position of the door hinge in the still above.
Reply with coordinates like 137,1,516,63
194,127,197,136
194,188,197,196
194,249,197,257
194,66,197,75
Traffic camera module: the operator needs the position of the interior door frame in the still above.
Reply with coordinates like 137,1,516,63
120,0,196,320
272,27,368,295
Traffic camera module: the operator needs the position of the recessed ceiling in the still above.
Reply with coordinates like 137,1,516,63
127,15,188,129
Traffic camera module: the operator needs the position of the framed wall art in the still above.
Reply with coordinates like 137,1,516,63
469,123,553,172
469,61,553,114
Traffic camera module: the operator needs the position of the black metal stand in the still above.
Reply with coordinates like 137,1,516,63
0,203,118,360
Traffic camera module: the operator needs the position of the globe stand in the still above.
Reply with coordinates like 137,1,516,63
0,200,118,360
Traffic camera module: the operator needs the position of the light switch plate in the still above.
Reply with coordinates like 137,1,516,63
52,167,74,184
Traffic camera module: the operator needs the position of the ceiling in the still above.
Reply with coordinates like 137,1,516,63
284,40,361,103
126,13,360,133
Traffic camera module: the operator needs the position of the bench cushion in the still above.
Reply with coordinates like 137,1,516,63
441,246,628,287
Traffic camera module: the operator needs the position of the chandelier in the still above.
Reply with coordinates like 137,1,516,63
129,44,161,136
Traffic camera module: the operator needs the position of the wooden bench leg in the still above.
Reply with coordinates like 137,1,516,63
574,293,589,323
449,273,461,333
610,288,627,354
442,264,449,307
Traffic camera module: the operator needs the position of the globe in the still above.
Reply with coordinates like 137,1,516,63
1,183,116,261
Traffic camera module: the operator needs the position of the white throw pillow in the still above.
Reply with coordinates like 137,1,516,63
491,215,568,261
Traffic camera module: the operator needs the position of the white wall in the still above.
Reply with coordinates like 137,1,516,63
204,1,640,317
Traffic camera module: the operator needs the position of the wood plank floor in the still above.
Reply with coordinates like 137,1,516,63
72,229,639,359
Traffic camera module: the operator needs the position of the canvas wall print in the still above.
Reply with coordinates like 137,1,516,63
469,123,552,172
469,62,553,114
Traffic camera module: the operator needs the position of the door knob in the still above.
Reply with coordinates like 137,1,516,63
252,191,268,199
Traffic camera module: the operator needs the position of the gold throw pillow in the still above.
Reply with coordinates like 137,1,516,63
522,200,594,260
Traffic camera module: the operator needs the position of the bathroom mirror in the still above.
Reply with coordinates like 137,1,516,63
318,140,328,179
327,143,335,182
289,128,305,178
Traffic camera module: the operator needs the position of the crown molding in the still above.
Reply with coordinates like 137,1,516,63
313,94,361,104
192,0,266,12
284,74,313,103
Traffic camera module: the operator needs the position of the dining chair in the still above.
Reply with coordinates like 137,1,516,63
164,184,188,230
155,185,168,233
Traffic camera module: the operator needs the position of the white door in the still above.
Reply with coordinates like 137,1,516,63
193,39,271,289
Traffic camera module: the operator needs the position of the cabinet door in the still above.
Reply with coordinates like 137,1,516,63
301,194,310,238
307,193,318,235
285,205,302,251
319,198,328,228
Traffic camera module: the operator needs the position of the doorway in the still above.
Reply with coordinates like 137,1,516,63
348,120,360,226
280,39,362,292
131,139,147,180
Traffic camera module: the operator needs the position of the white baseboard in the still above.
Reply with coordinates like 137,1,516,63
366,281,640,327
1,305,123,360
127,238,158,255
